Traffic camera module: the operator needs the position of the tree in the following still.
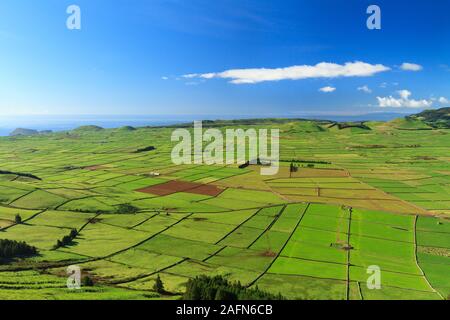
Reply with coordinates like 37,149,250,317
69,229,78,238
15,214,22,224
153,274,165,294
53,229,78,249
82,276,94,287
289,162,298,178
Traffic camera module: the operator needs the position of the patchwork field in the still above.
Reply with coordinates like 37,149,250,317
0,120,448,300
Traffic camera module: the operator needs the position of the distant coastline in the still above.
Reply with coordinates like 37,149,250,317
0,112,413,136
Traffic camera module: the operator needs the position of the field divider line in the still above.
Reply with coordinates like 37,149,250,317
246,203,310,288
24,216,190,273
357,179,434,215
415,229,450,235
268,186,375,191
356,281,363,300
7,189,37,206
177,165,231,181
264,271,443,294
264,272,348,284
186,217,268,232
0,209,47,232
139,202,292,215
297,224,417,246
0,256,96,273
108,257,190,286
53,195,99,211
279,194,407,202
102,213,194,260
202,246,227,262
130,213,159,229
257,252,427,277
246,205,287,249
96,221,151,234
77,212,103,233
345,207,352,301
215,207,265,245
204,170,250,185
413,215,445,300
277,255,348,267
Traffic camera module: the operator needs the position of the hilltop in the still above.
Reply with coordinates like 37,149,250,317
9,128,53,137
406,107,450,129
72,125,104,132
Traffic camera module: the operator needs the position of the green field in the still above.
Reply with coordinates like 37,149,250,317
0,119,449,300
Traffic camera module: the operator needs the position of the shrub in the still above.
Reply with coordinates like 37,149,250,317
82,276,94,287
15,214,22,224
117,204,139,214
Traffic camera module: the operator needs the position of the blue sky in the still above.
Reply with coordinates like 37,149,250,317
0,0,448,116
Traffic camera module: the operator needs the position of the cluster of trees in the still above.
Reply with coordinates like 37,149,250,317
117,203,139,214
183,275,284,300
53,229,78,249
0,239,37,260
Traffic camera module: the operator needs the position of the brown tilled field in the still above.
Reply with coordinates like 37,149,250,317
136,180,224,196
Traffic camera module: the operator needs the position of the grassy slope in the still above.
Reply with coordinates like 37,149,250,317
0,119,448,300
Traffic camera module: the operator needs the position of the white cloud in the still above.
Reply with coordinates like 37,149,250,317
183,61,390,84
439,97,449,104
200,73,216,79
161,76,169,80
182,74,198,79
400,63,423,71
377,89,433,108
357,85,372,93
398,89,411,99
319,86,336,93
